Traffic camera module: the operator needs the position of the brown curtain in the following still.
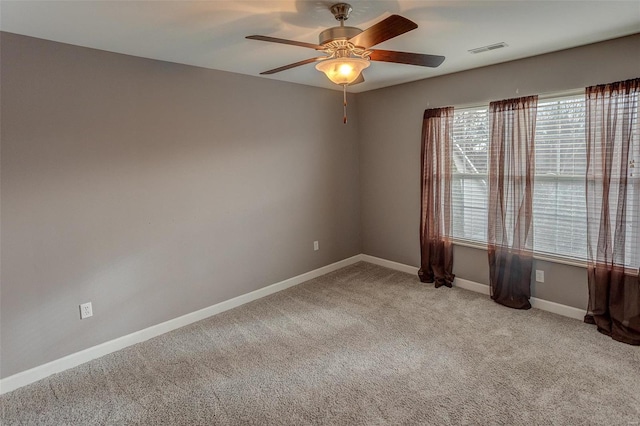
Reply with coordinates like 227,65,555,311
584,78,640,345
419,107,454,288
487,96,538,309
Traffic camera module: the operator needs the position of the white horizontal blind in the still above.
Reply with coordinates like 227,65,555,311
630,103,640,269
450,94,639,267
533,95,587,261
451,107,489,243
586,91,640,269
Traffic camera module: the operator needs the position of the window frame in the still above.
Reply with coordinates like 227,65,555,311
448,90,639,270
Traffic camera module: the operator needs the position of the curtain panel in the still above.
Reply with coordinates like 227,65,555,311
419,107,455,288
487,96,538,309
585,78,640,345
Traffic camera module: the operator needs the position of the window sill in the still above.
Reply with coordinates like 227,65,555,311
450,239,588,269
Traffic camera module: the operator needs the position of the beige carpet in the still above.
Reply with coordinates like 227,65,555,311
1,261,639,425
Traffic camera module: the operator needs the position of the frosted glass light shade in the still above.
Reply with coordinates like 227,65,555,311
315,57,370,85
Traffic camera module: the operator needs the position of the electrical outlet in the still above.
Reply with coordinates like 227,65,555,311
314,241,319,251
80,302,93,319
535,270,545,283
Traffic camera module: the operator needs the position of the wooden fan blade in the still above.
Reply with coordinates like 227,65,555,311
260,57,326,75
349,73,365,85
369,50,445,68
246,35,324,50
348,15,418,49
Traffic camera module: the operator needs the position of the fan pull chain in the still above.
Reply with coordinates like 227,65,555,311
343,84,348,124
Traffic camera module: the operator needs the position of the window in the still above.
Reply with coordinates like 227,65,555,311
450,93,639,267
451,107,488,243
533,95,587,261
627,161,640,268
586,90,640,269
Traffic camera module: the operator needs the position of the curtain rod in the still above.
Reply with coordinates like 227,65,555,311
426,87,585,111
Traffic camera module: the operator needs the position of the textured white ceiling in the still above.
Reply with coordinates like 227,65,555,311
1,1,639,93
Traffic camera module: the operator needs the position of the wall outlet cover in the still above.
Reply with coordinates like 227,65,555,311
80,302,93,319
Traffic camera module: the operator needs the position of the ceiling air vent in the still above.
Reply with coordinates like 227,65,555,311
468,42,508,54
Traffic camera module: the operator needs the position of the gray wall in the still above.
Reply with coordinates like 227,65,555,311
357,34,640,310
2,30,639,380
0,32,362,377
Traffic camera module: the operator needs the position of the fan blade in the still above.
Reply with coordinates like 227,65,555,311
246,35,324,50
369,50,445,68
348,15,418,49
260,57,326,75
349,73,365,85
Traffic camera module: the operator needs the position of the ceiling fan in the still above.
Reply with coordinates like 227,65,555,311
246,3,445,123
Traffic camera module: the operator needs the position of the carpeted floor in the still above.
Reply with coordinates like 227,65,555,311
1,262,639,425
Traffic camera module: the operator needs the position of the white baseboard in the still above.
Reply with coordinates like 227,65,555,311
0,253,586,395
0,255,363,395
360,254,419,275
454,277,491,295
530,297,585,320
361,254,585,321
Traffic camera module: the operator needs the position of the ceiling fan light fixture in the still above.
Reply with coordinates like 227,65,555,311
315,57,370,85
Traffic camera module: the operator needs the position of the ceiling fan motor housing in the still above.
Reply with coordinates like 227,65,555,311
319,26,362,45
330,3,353,22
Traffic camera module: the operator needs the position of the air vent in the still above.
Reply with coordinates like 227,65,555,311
468,42,508,54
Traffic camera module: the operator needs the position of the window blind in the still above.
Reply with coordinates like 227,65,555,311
451,107,489,243
533,95,588,261
450,93,639,267
584,91,640,269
